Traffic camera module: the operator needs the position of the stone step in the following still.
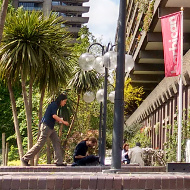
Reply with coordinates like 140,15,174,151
0,171,189,190
0,165,166,173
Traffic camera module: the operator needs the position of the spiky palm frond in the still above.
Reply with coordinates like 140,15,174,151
68,65,101,95
0,8,72,92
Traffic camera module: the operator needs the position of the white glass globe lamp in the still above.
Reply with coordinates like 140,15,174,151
83,91,95,103
108,91,115,103
93,56,105,74
125,54,134,73
96,89,104,103
78,53,95,71
103,51,117,70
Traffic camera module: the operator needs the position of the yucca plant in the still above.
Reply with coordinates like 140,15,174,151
0,7,73,162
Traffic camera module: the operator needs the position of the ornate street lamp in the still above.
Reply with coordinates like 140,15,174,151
78,43,117,165
78,42,135,167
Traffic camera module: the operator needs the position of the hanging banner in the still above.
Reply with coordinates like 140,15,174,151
161,12,182,77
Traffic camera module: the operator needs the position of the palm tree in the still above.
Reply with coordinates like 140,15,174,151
0,0,23,159
0,8,72,162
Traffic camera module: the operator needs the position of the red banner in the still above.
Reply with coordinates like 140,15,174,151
161,12,182,77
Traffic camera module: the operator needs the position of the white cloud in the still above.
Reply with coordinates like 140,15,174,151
83,0,119,45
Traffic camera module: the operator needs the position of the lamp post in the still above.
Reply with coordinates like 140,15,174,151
111,0,127,170
78,43,117,165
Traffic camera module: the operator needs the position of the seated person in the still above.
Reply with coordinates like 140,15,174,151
128,142,144,166
121,143,130,164
72,137,99,166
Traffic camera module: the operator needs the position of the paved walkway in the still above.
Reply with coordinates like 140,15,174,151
0,165,190,190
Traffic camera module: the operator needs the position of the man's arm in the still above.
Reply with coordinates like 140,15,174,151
52,114,69,126
75,155,86,159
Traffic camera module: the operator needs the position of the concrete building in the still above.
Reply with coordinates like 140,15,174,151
122,0,190,150
12,0,90,38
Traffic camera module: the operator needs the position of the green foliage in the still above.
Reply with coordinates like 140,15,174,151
124,122,142,142
7,87,45,157
0,80,14,137
124,122,150,148
135,0,150,13
143,0,155,32
1,7,72,90
164,115,190,162
73,99,100,132
8,145,19,161
128,129,151,148
124,78,144,116
69,26,102,95
0,7,75,162
62,89,114,162
0,79,22,148
0,12,115,164
126,111,190,165
123,121,151,163
71,26,96,57
0,0,14,13
8,160,20,166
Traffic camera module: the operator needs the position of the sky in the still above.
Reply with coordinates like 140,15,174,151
83,0,120,45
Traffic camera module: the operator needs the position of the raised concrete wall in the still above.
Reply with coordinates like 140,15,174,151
125,49,190,149
126,49,190,127
42,0,52,16
52,5,89,13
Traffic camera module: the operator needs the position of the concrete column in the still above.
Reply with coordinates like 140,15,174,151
183,87,187,121
43,0,52,17
187,87,190,122
12,0,19,8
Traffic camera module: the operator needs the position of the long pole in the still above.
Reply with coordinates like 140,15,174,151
101,66,108,165
87,43,106,165
98,102,103,158
111,0,126,169
101,43,111,165
177,9,183,162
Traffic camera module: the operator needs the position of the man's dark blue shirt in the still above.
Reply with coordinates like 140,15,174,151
41,101,59,129
73,141,88,162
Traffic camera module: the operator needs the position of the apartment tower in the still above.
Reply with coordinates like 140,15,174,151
12,0,90,38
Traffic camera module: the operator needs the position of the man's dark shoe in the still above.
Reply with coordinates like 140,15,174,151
21,158,30,166
71,162,78,166
55,163,67,166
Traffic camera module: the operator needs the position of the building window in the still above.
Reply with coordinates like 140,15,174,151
52,1,66,6
52,1,60,6
18,2,42,11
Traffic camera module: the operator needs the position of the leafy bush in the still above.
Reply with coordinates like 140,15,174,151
8,145,19,161
164,116,190,162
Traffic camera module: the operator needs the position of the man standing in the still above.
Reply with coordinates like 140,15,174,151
21,94,69,166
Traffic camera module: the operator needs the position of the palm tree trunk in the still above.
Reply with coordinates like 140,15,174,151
38,86,46,124
59,123,63,137
34,86,45,165
7,80,24,160
0,0,9,43
62,94,80,158
29,78,33,122
27,78,34,165
20,73,33,152
47,137,51,164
